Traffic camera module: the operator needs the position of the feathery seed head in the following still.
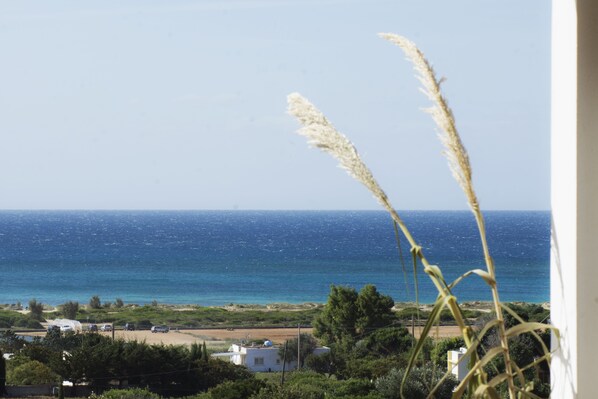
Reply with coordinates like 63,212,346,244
378,33,479,212
287,92,392,211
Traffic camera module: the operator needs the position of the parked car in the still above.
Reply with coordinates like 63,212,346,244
100,324,112,332
60,325,74,332
151,325,169,333
124,323,135,331
87,324,98,332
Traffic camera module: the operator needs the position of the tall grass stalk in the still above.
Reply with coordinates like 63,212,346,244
287,34,556,399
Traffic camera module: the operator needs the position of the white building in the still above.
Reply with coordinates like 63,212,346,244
447,348,470,381
212,341,330,372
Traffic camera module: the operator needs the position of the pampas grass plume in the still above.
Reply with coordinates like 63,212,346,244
287,93,394,213
378,33,479,213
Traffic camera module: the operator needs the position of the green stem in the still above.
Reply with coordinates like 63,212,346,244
384,205,473,346
474,211,516,399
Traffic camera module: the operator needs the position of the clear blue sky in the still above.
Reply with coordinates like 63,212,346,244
0,1,550,210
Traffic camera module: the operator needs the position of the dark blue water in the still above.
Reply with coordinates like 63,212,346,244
0,210,549,306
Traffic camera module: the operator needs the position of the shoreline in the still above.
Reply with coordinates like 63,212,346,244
1,300,550,313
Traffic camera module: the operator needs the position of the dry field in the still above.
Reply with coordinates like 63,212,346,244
22,325,461,348
47,325,458,345
111,327,312,346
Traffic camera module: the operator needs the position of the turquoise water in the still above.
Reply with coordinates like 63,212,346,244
0,210,549,306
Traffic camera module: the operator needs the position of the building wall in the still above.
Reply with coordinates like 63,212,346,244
229,344,329,372
551,1,598,397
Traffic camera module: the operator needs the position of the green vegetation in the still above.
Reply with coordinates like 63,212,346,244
313,284,395,346
0,349,6,396
0,300,545,333
3,330,253,396
253,371,382,399
91,388,160,399
60,301,79,320
76,304,322,328
278,333,318,369
375,365,458,399
6,359,59,385
0,310,43,329
89,295,102,309
28,299,44,321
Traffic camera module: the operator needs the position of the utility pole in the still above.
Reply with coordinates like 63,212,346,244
297,324,301,370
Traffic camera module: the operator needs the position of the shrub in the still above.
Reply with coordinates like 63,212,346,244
92,388,160,399
60,301,79,320
376,366,457,399
89,296,102,309
28,299,44,321
206,379,266,399
430,337,466,367
18,319,44,329
7,359,59,385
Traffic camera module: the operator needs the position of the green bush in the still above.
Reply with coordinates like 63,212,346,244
206,379,266,399
375,366,457,399
394,307,430,321
250,372,381,399
0,309,44,329
430,336,466,367
89,296,102,310
14,318,43,329
93,388,160,399
6,359,59,385
356,327,414,357
28,299,45,321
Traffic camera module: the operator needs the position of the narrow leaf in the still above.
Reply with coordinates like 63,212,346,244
453,346,503,398
506,322,551,339
401,295,451,399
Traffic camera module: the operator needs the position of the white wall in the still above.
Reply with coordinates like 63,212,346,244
230,344,297,372
551,1,598,397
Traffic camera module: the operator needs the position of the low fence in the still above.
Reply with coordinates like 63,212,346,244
6,384,53,397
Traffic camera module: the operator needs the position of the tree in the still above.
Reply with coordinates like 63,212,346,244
313,285,359,345
61,301,79,320
357,327,414,357
356,285,395,334
89,296,101,309
28,299,44,321
278,333,318,368
202,341,209,362
0,349,6,396
0,330,26,353
190,342,203,362
115,298,124,308
313,285,396,345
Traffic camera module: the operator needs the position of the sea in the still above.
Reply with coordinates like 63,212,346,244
0,210,550,306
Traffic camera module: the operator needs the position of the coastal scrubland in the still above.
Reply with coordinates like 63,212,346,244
0,299,548,332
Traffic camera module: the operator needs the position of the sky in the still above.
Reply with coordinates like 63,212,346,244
0,1,551,210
